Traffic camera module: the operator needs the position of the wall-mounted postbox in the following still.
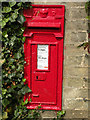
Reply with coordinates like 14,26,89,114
23,4,65,110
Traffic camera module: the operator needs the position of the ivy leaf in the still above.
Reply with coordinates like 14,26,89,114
17,2,22,7
22,78,26,82
30,6,33,8
9,2,16,7
9,58,15,63
2,31,8,38
22,37,26,42
86,16,90,20
24,98,28,105
8,87,14,93
14,9,19,14
4,17,9,23
14,52,22,59
2,7,12,13
2,99,10,107
77,43,85,48
9,13,18,22
57,110,66,118
11,36,16,41
21,27,25,32
6,94,12,98
2,112,8,119
17,84,22,89
2,89,7,95
29,98,32,103
19,85,32,95
1,20,6,28
11,65,15,69
10,13,18,21
38,104,41,109
16,66,21,72
22,98,28,106
17,15,26,24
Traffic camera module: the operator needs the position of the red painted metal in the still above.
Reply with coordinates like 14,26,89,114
23,4,65,110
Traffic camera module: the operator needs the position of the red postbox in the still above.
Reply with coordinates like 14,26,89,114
23,5,65,110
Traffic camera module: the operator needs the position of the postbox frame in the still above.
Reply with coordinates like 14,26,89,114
24,4,65,110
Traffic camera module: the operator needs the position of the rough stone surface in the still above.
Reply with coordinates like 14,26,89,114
63,110,88,119
64,31,88,45
64,67,88,78
39,111,57,120
66,2,86,7
64,45,88,56
71,32,87,42
63,2,89,119
64,55,88,67
70,8,87,19
66,8,87,20
66,20,88,31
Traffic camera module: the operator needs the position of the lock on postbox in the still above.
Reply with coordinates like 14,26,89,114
23,5,65,110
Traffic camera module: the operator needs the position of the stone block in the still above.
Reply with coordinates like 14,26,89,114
39,111,57,120
65,7,72,20
64,30,71,43
64,54,88,67
64,56,84,66
63,110,88,119
82,79,88,89
77,89,88,98
42,2,67,5
70,8,87,19
66,20,88,30
65,7,87,20
63,77,68,87
63,87,88,99
67,77,83,88
63,99,88,110
63,66,88,78
63,88,81,99
64,45,88,56
39,110,88,119
66,2,85,7
64,31,88,45
71,32,87,42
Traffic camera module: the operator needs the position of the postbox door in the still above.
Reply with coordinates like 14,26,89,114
31,43,58,105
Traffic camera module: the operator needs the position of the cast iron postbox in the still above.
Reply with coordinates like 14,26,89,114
23,4,65,110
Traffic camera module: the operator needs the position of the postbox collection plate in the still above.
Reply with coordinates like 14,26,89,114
23,5,65,110
37,44,49,70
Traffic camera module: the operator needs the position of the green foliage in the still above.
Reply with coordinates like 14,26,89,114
57,110,66,120
85,1,90,13
17,14,26,24
2,2,40,120
85,1,90,20
78,42,90,48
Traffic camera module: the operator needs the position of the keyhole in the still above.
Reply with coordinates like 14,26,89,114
36,76,38,80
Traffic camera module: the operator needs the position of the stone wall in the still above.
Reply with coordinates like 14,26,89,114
33,2,89,119
63,3,88,119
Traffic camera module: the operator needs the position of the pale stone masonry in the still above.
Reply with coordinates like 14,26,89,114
64,2,89,119
33,2,89,120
